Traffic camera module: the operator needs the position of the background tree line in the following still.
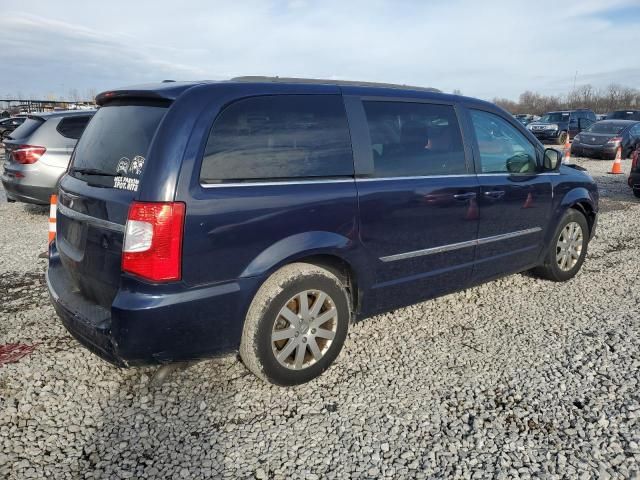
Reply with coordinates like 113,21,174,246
492,84,640,115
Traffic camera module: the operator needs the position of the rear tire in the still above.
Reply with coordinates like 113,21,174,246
633,188,640,199
240,263,351,386
532,209,589,282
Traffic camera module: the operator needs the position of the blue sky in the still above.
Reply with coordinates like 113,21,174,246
0,0,639,101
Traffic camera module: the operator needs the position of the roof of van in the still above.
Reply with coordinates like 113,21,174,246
96,77,493,108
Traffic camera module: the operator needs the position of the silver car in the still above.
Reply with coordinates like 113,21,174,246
1,110,95,204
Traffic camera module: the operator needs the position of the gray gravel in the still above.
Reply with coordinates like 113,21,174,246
1,154,639,479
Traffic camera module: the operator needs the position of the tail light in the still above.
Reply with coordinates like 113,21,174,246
632,149,639,170
122,201,185,282
11,145,46,164
607,136,623,145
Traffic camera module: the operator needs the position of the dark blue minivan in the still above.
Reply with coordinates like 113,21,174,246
47,78,598,385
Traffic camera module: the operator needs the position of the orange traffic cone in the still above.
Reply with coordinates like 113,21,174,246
48,194,57,243
608,147,624,175
563,133,571,163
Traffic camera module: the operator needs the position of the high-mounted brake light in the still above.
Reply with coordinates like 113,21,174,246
11,145,46,164
122,201,185,282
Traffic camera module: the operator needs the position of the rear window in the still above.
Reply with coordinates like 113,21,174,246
585,123,626,134
57,115,92,140
200,95,353,184
70,105,166,180
8,117,43,139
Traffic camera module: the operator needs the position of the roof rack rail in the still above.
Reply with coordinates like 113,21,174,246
229,76,441,93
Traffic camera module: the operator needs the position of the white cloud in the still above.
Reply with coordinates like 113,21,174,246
0,0,638,100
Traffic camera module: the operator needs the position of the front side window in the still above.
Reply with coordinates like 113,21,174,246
362,101,466,177
470,109,538,174
200,95,353,184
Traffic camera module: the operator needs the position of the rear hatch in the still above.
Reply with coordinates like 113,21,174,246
55,102,168,308
2,116,45,164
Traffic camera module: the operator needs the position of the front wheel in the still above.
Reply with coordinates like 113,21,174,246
532,209,589,282
556,131,568,145
240,263,351,386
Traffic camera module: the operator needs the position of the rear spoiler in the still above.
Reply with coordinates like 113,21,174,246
95,90,172,106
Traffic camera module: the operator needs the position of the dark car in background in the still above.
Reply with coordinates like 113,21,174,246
527,109,596,145
514,114,537,126
2,111,95,204
47,79,598,385
0,116,27,139
607,110,640,121
571,120,640,159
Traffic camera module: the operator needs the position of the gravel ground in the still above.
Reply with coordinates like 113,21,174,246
1,153,639,479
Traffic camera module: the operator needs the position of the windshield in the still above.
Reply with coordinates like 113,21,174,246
539,112,569,123
584,123,626,135
608,111,640,121
70,104,167,182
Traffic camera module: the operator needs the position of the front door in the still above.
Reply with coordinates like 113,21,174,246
467,108,553,283
351,98,480,312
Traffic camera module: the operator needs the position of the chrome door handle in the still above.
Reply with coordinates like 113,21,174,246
483,190,505,199
453,192,477,200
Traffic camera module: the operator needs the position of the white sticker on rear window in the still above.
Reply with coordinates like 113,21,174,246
113,176,139,191
129,156,145,175
116,157,130,175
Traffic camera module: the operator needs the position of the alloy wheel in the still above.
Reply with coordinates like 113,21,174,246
271,290,338,370
556,221,583,271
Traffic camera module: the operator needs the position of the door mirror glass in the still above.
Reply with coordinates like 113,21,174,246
544,148,562,170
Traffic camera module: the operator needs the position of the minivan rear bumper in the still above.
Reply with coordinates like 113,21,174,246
48,242,260,366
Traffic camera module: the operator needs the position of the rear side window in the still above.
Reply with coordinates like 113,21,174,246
200,95,353,184
8,117,43,139
362,101,467,177
70,105,166,179
57,115,92,139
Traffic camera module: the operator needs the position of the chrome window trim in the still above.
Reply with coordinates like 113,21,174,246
200,178,355,188
57,203,125,233
199,172,560,188
380,227,542,262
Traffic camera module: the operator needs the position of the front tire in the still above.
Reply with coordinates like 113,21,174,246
532,209,589,282
240,263,351,386
557,131,568,145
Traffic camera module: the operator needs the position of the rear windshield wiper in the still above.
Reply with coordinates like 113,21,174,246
70,167,117,177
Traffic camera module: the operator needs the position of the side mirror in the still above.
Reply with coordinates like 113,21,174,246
544,148,562,170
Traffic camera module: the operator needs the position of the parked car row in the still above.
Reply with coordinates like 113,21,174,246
1,110,95,204
0,115,26,139
44,78,599,385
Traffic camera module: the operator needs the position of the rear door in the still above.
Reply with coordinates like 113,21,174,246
467,108,552,283
348,97,479,312
56,103,167,307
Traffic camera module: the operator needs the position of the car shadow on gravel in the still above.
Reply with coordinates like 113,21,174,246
77,360,251,478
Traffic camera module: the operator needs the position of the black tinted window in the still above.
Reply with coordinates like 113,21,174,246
362,101,466,177
70,105,166,178
57,115,92,139
201,95,353,183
